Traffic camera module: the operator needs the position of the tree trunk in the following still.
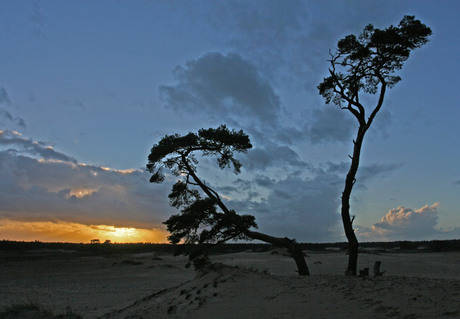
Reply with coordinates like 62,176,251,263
186,165,310,276
290,243,310,276
342,127,366,276
245,230,310,276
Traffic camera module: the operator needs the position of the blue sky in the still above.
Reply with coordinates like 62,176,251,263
1,0,459,243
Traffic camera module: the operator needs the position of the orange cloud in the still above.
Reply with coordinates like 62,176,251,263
0,219,169,243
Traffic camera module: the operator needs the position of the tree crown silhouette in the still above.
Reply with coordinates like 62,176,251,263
147,125,255,246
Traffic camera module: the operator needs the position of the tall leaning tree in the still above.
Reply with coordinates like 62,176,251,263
147,125,310,275
318,16,431,275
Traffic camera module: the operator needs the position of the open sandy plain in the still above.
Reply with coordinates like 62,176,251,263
0,249,459,318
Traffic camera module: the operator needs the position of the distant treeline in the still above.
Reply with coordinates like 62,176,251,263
1,239,459,255
300,239,460,252
0,240,176,255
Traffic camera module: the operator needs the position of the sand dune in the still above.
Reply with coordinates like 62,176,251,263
1,250,459,318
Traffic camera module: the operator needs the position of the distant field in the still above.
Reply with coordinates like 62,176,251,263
1,239,459,255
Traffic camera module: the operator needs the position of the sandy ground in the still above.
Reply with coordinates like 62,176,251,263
0,249,459,318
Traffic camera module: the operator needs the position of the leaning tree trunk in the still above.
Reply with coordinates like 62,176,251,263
342,126,366,276
185,160,310,276
245,230,310,276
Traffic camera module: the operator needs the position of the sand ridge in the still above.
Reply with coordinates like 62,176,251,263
103,264,460,319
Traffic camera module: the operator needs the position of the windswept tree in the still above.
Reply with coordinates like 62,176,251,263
147,125,310,275
318,16,431,275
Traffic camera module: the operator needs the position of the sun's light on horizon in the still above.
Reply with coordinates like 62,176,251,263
89,225,148,242
112,226,137,238
0,219,170,243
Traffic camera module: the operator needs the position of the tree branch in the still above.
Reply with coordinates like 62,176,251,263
366,79,387,131
328,69,366,125
182,154,229,214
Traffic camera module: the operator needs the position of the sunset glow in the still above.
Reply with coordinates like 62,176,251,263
0,220,169,243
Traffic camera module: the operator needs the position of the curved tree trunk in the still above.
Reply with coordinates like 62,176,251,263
245,230,310,276
185,160,310,276
342,127,366,276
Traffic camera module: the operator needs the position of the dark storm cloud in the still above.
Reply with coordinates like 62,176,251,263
0,143,172,228
160,52,312,170
243,144,310,171
160,52,281,125
0,130,76,163
0,128,172,228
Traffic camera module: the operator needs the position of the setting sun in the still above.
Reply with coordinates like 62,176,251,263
89,225,163,243
0,220,169,243
111,227,136,239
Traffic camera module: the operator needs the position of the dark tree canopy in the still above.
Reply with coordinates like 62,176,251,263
147,125,255,246
147,125,252,183
165,196,256,245
318,15,432,122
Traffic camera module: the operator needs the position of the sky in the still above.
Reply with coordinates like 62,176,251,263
1,0,459,243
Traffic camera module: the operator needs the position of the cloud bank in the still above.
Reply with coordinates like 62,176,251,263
359,203,460,241
160,52,282,126
0,130,172,231
160,52,313,171
0,130,76,163
0,127,407,243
